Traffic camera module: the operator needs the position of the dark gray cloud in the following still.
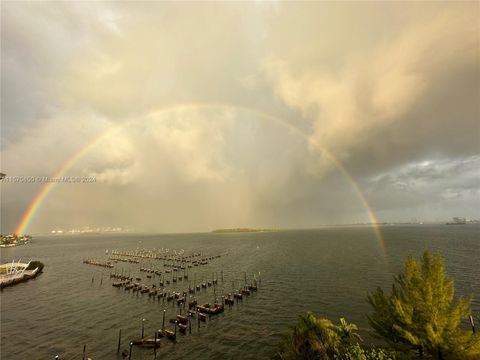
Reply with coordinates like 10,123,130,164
364,156,480,221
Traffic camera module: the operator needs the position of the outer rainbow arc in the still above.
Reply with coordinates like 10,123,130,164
14,103,385,255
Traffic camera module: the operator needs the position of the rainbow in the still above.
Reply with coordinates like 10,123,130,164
14,127,122,235
14,103,384,253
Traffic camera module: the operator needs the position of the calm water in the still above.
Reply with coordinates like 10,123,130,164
1,225,479,360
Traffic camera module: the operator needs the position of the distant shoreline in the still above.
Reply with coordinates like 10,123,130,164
0,234,32,248
212,228,279,233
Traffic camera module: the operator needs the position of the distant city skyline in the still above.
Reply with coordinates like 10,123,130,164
1,2,479,234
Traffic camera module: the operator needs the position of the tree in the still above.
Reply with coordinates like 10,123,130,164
367,251,480,359
273,312,341,359
336,317,362,345
273,313,372,360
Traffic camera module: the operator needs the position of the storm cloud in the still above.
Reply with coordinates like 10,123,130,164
1,2,478,233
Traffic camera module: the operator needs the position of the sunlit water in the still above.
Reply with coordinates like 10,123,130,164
1,225,479,360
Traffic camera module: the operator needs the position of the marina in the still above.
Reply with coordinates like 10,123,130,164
87,246,262,357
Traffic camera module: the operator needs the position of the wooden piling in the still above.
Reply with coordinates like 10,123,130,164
117,329,122,353
82,344,86,360
128,342,133,360
154,331,158,358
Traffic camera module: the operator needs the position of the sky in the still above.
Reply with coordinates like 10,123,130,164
1,2,479,234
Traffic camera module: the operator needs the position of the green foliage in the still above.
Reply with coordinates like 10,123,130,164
273,314,376,360
367,251,480,359
273,311,340,359
335,343,397,360
275,251,478,360
336,317,362,345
